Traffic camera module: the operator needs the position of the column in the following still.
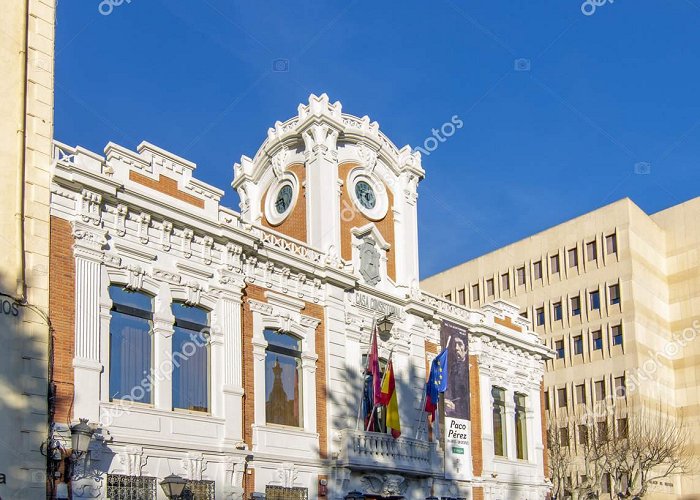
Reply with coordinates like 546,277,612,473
505,391,517,460
219,292,244,443
72,222,107,423
152,285,174,411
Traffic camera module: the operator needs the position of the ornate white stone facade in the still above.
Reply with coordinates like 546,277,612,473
50,95,552,499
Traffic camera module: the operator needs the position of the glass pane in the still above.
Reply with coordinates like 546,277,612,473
266,353,302,427
109,311,152,403
172,302,209,326
109,285,152,311
172,326,209,412
264,329,301,351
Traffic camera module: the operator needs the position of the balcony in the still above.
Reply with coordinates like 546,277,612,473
336,429,442,476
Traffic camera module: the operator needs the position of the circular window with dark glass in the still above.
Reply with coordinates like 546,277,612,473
355,180,376,210
275,184,294,214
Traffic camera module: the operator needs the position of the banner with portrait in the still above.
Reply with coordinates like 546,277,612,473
440,319,472,481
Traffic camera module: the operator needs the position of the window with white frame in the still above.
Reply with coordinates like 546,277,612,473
109,285,154,403
172,302,210,412
492,386,507,457
264,329,303,427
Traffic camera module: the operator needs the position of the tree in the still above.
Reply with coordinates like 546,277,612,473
547,418,573,499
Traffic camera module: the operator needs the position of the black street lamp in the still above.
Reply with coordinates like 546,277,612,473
160,473,187,499
70,418,94,457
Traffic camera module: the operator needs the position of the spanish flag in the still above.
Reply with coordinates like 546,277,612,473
379,359,401,438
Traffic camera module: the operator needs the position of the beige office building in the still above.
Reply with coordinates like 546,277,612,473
422,197,700,499
0,0,55,498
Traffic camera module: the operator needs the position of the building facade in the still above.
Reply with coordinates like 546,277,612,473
48,94,551,499
0,1,55,498
421,197,700,498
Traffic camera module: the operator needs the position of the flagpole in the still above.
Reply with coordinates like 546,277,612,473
356,319,377,430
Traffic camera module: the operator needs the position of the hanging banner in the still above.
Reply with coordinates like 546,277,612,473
441,319,472,481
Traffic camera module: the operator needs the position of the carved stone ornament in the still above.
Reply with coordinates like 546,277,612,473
276,462,299,488
361,473,408,496
358,237,381,286
182,452,207,481
118,446,147,476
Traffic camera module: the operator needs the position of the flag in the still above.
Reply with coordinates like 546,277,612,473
425,349,448,419
364,325,382,431
368,326,382,406
379,359,401,438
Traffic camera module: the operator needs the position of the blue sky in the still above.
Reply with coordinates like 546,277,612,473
55,1,700,278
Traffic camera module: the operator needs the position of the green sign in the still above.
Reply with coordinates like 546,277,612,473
452,447,464,454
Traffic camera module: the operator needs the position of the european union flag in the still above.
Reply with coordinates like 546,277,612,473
424,349,448,417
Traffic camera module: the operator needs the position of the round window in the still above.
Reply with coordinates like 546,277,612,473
354,180,376,210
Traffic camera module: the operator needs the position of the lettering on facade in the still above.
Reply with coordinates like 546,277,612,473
354,292,403,319
0,299,19,317
0,473,5,484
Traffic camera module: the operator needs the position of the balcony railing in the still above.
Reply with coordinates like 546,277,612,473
337,429,441,476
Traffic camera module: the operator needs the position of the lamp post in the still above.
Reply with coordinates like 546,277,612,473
160,473,187,499
70,418,94,457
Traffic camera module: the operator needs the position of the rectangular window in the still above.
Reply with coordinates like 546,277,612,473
515,393,528,460
517,266,526,285
573,335,583,355
536,307,545,326
265,329,303,427
520,309,528,319
590,290,600,310
557,387,568,408
172,303,210,412
553,302,562,321
559,427,570,447
598,421,609,442
586,241,597,262
486,279,495,296
575,383,586,404
544,390,550,411
618,417,628,439
109,286,154,404
555,340,565,359
595,380,606,401
533,261,543,280
606,234,617,255
601,473,611,493
492,387,507,457
609,284,620,305
578,424,588,445
445,293,452,302
592,329,603,350
612,324,623,346
614,376,626,398
571,296,581,316
550,254,560,274
458,288,466,305
501,273,510,291
472,284,480,302
568,247,578,268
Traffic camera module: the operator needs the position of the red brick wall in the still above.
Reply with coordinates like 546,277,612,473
49,216,75,424
338,162,396,281
469,354,483,476
261,163,307,243
241,284,328,458
129,171,204,208
472,486,484,500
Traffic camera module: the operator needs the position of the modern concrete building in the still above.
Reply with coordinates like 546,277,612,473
47,94,552,499
422,197,700,499
0,1,55,498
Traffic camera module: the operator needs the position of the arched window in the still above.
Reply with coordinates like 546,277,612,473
492,386,507,457
264,329,302,427
109,286,153,403
172,302,210,413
